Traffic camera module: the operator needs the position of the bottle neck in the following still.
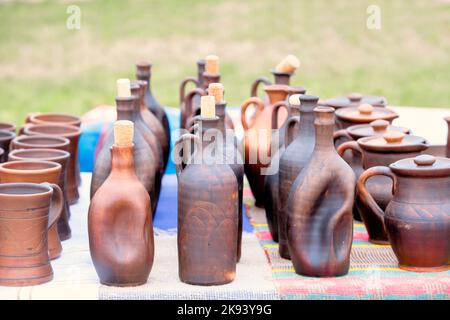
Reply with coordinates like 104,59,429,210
314,118,335,150
215,102,227,134
111,144,135,175
137,72,152,94
116,97,140,122
194,117,221,164
297,106,315,138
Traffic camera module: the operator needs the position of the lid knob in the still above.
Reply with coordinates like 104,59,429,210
371,119,389,133
383,131,405,144
358,103,374,115
348,92,363,102
414,154,436,166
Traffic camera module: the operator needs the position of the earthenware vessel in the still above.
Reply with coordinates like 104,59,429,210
29,113,82,127
335,104,398,129
340,132,428,243
0,130,15,162
0,161,64,260
357,154,450,272
179,59,205,107
89,121,154,286
133,79,169,170
278,95,319,258
24,124,81,204
251,69,294,98
8,149,72,241
91,96,157,214
0,182,62,286
0,122,16,133
323,92,387,109
176,119,238,285
136,62,171,155
446,117,450,157
287,107,355,277
241,84,289,207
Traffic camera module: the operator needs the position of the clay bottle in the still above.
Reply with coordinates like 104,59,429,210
136,62,171,154
91,79,157,212
176,96,238,286
287,107,355,277
278,95,319,259
89,120,154,286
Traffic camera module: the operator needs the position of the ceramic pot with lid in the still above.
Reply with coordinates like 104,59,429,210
339,132,428,243
335,104,398,130
323,92,387,109
357,155,449,272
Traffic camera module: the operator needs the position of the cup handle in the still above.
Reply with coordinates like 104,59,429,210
333,129,353,145
241,97,265,131
356,166,397,222
271,101,289,130
43,183,63,229
337,140,363,160
284,116,300,146
250,76,272,97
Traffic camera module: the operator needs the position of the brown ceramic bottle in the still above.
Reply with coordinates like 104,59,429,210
8,149,72,241
0,130,15,162
89,120,154,286
357,155,449,272
176,102,238,285
241,84,289,207
335,104,398,129
323,92,387,109
23,124,81,204
0,160,64,260
0,182,62,286
278,95,319,259
287,107,355,277
340,132,428,243
136,62,171,154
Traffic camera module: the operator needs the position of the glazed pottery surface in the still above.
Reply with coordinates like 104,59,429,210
287,107,355,277
0,130,16,162
0,160,64,260
8,149,72,241
323,92,387,109
357,155,450,272
335,104,398,129
0,183,62,286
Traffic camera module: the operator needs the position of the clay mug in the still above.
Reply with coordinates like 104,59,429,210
0,182,63,286
28,112,82,127
0,130,16,162
0,122,16,133
0,160,64,260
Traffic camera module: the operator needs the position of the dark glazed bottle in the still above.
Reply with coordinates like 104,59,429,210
278,95,319,259
287,107,355,277
136,61,171,158
89,120,154,286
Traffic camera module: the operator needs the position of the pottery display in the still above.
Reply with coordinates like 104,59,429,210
241,84,289,207
24,124,81,204
0,122,16,133
136,62,171,156
0,160,64,260
8,149,72,241
0,182,62,286
335,104,398,130
287,107,355,277
323,92,387,109
0,130,16,162
339,132,428,243
89,121,154,286
278,95,319,259
357,155,449,272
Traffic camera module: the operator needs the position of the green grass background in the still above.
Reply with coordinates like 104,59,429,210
0,0,449,124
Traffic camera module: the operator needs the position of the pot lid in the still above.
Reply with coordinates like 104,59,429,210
324,93,386,109
335,104,398,124
347,119,410,139
358,131,428,153
390,154,450,177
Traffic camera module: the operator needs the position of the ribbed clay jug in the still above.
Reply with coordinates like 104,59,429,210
89,121,154,286
287,107,356,277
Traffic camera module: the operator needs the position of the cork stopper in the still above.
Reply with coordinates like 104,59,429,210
384,131,405,144
200,95,216,119
205,55,219,74
358,103,374,115
414,154,436,166
288,94,301,106
371,119,389,133
117,79,131,98
114,120,134,147
208,83,224,103
275,55,300,73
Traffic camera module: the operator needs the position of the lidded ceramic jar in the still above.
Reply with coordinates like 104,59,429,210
358,154,450,272
335,104,398,129
323,92,387,109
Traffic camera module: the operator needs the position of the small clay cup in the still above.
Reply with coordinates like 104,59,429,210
0,130,16,162
9,149,72,240
0,182,63,286
0,122,16,133
29,113,81,127
24,124,81,204
0,160,64,260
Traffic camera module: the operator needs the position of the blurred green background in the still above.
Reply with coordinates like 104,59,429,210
0,0,449,124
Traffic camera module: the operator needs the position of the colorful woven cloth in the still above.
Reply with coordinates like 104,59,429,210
245,186,450,300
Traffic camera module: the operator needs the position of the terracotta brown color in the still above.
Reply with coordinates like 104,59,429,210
29,113,82,127
241,84,289,207
176,119,238,286
9,149,72,241
287,107,355,277
0,182,62,286
446,117,450,157
0,130,16,162
181,87,206,130
0,161,64,260
179,59,205,108
89,121,154,286
357,155,449,272
322,93,387,109
250,69,294,98
340,132,428,243
136,62,171,158
24,124,81,204
335,104,398,129
0,122,16,133
278,95,319,259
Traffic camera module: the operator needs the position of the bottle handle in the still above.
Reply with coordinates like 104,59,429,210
174,133,201,178
42,183,63,229
333,129,353,145
284,116,300,146
337,140,363,160
179,76,199,104
250,76,272,97
186,115,201,134
241,97,265,131
356,166,397,222
182,88,206,128
271,101,289,130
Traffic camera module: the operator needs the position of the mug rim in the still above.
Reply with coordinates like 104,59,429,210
0,160,61,176
8,148,70,162
12,135,70,149
29,113,81,127
0,182,53,198
24,123,81,138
